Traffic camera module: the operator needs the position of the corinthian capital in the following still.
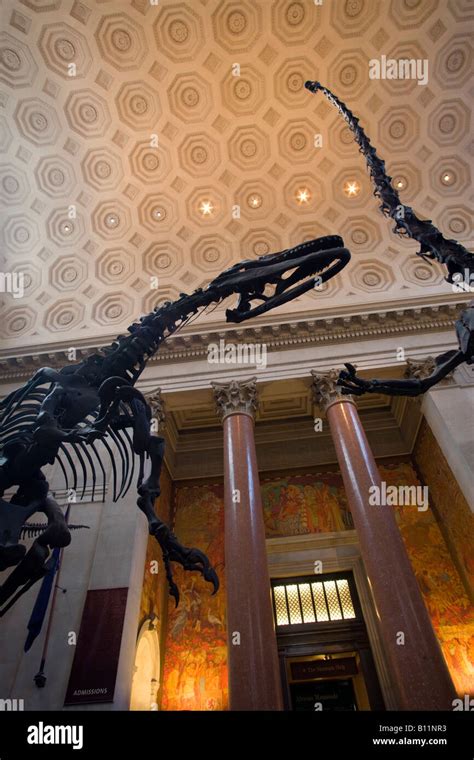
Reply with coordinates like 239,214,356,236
405,356,436,380
311,369,350,413
211,377,258,421
145,389,166,431
405,356,455,391
405,357,437,380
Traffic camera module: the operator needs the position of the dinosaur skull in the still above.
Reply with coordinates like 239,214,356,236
207,235,350,323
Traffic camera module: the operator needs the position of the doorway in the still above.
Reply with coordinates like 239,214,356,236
271,572,385,711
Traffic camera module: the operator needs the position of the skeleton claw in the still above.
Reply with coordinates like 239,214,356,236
337,363,374,396
178,547,219,596
167,571,180,608
151,524,219,605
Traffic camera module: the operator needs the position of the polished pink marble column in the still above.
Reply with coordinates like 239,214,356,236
212,378,283,711
312,370,456,711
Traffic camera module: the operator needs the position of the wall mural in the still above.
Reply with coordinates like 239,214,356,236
160,461,473,709
414,419,474,599
379,461,474,697
139,463,173,625
261,472,351,536
161,484,227,711
136,464,173,711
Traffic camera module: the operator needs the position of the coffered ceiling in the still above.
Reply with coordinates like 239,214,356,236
0,0,472,353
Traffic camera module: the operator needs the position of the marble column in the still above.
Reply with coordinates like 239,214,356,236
212,378,284,711
311,370,456,711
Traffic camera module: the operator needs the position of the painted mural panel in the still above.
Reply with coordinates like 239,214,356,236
139,463,173,625
161,483,227,711
136,464,173,710
379,462,474,697
261,473,351,536
161,462,473,708
414,419,474,598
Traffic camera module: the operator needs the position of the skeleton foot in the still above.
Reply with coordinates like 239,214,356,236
0,540,50,615
0,493,70,613
0,496,44,570
0,543,26,571
151,523,219,607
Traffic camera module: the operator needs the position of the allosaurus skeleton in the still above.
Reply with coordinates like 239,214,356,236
1,82,472,621
0,234,350,615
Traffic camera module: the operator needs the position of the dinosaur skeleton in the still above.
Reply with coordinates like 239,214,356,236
19,522,89,540
3,81,471,622
304,81,474,398
0,235,350,616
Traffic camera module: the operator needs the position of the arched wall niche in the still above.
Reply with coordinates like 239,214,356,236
130,617,161,711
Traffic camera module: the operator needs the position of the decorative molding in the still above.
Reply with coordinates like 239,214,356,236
311,367,350,413
212,377,258,421
145,388,166,431
406,356,437,379
405,356,455,385
0,301,466,383
0,4,471,352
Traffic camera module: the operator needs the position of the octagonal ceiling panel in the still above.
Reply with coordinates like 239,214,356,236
95,12,148,71
0,0,471,351
0,31,38,88
38,22,92,79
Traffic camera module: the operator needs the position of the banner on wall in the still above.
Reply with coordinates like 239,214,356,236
64,588,128,706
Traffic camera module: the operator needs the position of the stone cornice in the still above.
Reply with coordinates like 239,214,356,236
0,300,465,383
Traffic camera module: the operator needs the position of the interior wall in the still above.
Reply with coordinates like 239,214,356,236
158,460,472,710
413,417,474,600
161,482,227,711
381,460,473,697
135,462,172,710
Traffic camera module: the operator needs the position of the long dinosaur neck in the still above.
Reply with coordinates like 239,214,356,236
305,81,473,283
77,286,220,385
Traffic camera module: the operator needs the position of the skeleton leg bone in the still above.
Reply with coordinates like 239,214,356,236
0,494,70,615
129,399,219,606
338,349,465,397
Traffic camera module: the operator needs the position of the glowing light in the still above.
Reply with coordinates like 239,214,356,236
272,577,358,627
247,193,262,209
343,180,360,197
105,213,119,228
441,172,453,185
199,200,214,215
296,187,311,204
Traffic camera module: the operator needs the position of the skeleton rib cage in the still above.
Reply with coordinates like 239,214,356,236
0,381,144,504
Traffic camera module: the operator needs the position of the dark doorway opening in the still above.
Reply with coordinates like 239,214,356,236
271,572,385,711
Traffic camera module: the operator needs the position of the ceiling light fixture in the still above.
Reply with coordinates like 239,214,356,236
441,172,454,186
152,207,164,220
394,177,407,190
199,200,214,216
247,193,262,209
343,180,360,197
296,188,311,204
105,213,119,228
